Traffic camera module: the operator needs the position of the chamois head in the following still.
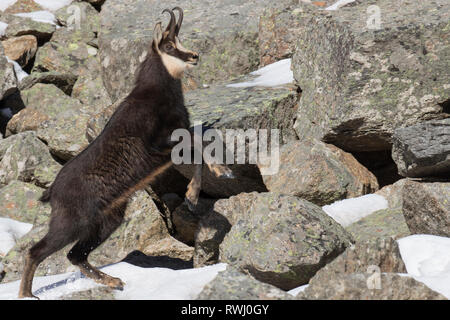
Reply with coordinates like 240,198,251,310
152,7,199,79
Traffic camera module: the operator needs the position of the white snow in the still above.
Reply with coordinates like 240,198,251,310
288,284,308,296
397,235,450,299
322,194,388,227
0,218,33,257
14,10,56,25
0,21,8,37
325,0,356,11
0,262,227,300
33,0,73,12
0,0,17,12
6,57,29,82
226,59,294,88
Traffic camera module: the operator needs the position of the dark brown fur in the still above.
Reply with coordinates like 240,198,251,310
18,8,198,299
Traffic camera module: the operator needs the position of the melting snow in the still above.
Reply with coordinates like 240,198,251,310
0,262,227,300
322,194,388,227
0,21,8,37
14,10,56,25
33,0,73,12
398,235,450,299
226,59,294,88
0,0,17,12
6,57,29,82
0,218,32,257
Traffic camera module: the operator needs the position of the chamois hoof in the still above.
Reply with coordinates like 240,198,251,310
184,197,197,212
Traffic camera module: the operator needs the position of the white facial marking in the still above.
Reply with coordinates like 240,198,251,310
161,52,189,79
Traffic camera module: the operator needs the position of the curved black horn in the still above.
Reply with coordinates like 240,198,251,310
162,9,176,37
172,7,183,35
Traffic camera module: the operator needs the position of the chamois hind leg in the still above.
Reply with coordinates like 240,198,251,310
67,208,126,290
185,163,202,211
19,221,76,299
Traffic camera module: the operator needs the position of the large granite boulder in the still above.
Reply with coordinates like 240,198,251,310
0,131,61,187
292,0,450,153
219,192,353,290
197,267,293,300
392,119,450,178
299,272,447,300
1,35,37,67
261,139,379,206
402,179,450,237
98,0,297,102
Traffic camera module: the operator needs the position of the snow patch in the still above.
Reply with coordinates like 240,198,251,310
398,234,450,299
14,10,56,25
325,0,356,11
33,0,73,12
0,218,33,257
0,262,227,300
322,194,388,227
288,284,308,296
6,57,29,82
0,21,8,37
226,59,294,88
0,0,17,12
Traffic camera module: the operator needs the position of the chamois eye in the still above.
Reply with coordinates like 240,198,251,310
165,43,174,51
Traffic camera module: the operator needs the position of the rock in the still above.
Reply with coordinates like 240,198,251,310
292,0,450,153
392,119,450,178
313,237,407,276
0,43,17,101
258,6,304,66
194,192,258,267
375,179,407,209
172,198,216,246
61,286,116,300
299,273,447,300
261,139,379,206
402,179,450,237
1,35,37,67
54,1,100,37
142,237,194,262
98,0,296,102
6,83,83,135
4,14,55,44
2,190,171,282
0,131,61,187
2,0,43,14
219,192,353,290
175,83,299,198
18,71,77,95
346,208,411,243
197,267,293,300
0,180,50,224
71,73,111,108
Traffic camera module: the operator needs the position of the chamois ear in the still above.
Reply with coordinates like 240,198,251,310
152,22,163,53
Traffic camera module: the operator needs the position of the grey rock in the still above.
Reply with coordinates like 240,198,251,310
0,131,61,187
4,14,55,44
197,267,293,300
392,119,450,178
18,71,77,95
402,179,450,237
219,192,353,290
261,139,379,206
299,272,447,300
292,0,450,153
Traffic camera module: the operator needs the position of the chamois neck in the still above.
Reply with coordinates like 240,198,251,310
130,51,182,99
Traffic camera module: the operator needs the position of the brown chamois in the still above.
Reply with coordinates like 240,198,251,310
18,7,219,299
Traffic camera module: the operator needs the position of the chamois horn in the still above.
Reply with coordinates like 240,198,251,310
162,8,176,38
172,7,183,35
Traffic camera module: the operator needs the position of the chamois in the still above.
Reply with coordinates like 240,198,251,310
18,7,202,299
